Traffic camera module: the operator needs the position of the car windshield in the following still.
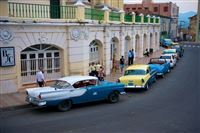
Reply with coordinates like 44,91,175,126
165,39,172,43
124,69,146,76
160,56,171,59
163,51,176,54
51,80,71,89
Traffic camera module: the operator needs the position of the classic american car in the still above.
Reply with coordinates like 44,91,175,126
26,76,125,111
148,58,171,78
162,49,179,60
171,45,184,58
160,54,177,68
118,65,157,90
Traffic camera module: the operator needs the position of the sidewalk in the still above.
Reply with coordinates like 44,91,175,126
0,47,163,110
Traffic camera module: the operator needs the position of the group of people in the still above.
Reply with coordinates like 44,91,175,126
119,49,135,74
89,62,105,81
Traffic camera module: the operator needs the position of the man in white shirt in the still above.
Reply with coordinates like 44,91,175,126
36,67,45,87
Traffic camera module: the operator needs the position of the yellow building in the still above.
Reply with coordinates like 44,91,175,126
0,0,160,94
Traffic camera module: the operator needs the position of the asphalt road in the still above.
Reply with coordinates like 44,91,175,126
0,43,200,133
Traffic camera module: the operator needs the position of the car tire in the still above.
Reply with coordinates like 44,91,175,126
107,91,119,103
167,69,171,73
161,74,165,78
57,100,72,112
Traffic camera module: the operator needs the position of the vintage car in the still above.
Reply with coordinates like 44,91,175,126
160,38,179,48
26,76,125,111
148,58,171,78
160,54,177,68
118,65,157,90
162,49,179,60
171,45,184,58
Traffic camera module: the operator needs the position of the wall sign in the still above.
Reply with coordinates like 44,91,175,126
0,47,15,67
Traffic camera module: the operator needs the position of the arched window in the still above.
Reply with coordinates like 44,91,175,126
21,44,61,83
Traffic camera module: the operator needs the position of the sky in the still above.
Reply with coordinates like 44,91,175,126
124,0,198,13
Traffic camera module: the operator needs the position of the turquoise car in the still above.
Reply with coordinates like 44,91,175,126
26,76,125,111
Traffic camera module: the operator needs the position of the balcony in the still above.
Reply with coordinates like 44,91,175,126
0,2,160,25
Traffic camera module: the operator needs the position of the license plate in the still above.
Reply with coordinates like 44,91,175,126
128,83,134,86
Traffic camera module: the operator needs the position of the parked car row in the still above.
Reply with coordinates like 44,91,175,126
118,44,184,90
25,45,184,112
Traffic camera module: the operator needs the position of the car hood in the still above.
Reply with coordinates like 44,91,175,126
26,86,57,98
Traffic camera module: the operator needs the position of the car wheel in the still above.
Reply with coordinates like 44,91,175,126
107,91,119,103
161,74,165,78
57,100,72,112
167,69,171,73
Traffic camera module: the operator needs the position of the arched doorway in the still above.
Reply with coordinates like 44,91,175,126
20,44,61,83
89,39,103,64
135,34,140,57
110,37,119,69
124,36,131,63
143,34,148,53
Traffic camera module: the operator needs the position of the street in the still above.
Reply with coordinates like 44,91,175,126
0,43,200,133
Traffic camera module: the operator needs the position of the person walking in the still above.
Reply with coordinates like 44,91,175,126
131,49,135,65
119,56,125,74
98,66,105,81
128,50,132,65
36,67,45,87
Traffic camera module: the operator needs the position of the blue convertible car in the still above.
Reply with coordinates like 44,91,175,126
148,58,170,78
26,76,125,111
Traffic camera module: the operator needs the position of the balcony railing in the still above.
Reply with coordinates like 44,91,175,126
9,2,76,19
85,8,104,21
144,16,148,23
109,12,120,21
124,14,132,23
6,2,160,24
135,15,141,23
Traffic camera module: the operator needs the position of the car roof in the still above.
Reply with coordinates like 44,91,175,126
163,49,176,52
160,54,173,57
58,76,98,85
126,65,149,70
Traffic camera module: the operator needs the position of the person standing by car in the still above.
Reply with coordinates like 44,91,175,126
131,49,135,64
36,67,45,87
128,50,132,65
119,56,125,74
98,66,105,81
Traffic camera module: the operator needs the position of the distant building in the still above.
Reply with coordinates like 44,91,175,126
196,0,200,42
124,0,179,40
189,15,197,42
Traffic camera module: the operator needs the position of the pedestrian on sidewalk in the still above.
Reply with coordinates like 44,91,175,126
36,67,45,87
143,49,149,57
131,49,135,64
98,66,105,81
128,50,132,65
119,56,125,74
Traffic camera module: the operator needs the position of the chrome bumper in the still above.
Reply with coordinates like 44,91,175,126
26,96,46,106
125,85,145,88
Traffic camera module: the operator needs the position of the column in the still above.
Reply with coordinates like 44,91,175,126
74,0,85,22
0,0,8,18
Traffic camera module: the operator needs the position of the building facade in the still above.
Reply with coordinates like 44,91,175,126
124,0,179,40
189,15,197,42
196,0,200,42
0,0,160,94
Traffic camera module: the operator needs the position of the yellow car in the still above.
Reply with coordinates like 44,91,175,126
118,65,157,90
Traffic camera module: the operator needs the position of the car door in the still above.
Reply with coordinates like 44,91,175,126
83,80,107,102
149,67,156,84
